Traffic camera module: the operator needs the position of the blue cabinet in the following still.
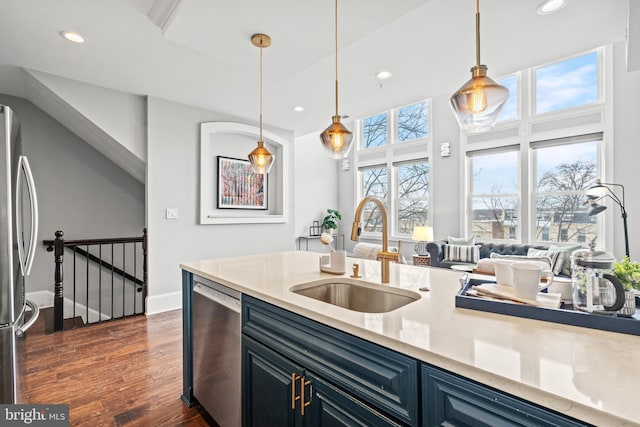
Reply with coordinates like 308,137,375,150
421,364,588,427
242,295,418,426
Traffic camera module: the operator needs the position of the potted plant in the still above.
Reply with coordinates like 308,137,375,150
322,209,342,234
613,256,640,316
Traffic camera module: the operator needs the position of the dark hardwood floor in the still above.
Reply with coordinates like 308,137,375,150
24,309,209,426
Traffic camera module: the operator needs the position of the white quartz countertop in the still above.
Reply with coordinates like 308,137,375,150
181,251,639,426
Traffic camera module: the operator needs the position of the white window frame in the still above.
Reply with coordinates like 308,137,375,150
355,99,433,240
460,45,613,248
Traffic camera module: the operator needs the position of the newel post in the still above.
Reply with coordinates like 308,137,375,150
53,230,64,332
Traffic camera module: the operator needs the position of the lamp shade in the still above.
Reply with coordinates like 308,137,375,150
587,202,607,217
320,115,354,159
412,226,434,242
248,140,275,174
450,65,509,133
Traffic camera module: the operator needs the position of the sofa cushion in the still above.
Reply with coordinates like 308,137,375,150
448,236,475,246
352,242,407,264
549,244,583,276
443,244,479,264
527,248,564,275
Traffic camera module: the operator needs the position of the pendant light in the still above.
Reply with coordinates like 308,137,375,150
248,33,275,174
450,0,509,133
320,0,353,159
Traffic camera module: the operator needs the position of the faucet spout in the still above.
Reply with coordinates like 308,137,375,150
351,196,399,283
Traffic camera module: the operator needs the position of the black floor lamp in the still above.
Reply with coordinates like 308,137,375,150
585,179,629,258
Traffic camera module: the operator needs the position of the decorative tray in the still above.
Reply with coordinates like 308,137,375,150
455,275,640,336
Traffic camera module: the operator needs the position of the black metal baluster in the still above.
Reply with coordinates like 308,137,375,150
86,245,89,325
111,244,114,320
73,246,77,329
122,242,126,318
133,241,137,314
99,244,102,323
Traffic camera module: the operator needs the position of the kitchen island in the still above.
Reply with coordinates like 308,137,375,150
181,251,639,426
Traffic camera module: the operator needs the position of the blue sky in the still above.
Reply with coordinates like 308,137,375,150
473,52,600,194
497,51,598,121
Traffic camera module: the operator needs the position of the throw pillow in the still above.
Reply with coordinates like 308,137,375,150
527,248,564,275
447,236,475,246
549,244,583,277
443,244,479,264
489,253,553,269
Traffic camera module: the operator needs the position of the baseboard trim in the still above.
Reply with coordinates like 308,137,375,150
146,291,182,314
25,290,110,323
25,290,54,308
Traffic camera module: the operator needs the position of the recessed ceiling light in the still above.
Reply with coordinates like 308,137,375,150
375,70,393,80
536,0,567,15
293,106,305,112
60,31,86,44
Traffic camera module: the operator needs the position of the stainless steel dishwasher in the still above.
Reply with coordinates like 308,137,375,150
192,276,241,427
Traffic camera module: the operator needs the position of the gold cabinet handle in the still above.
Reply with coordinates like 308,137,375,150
300,376,311,415
291,373,301,409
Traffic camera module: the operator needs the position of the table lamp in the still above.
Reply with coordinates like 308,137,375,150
412,226,434,256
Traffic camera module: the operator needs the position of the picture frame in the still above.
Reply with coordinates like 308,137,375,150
217,156,267,210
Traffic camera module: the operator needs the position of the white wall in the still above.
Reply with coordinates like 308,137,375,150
25,70,147,162
612,40,640,259
0,94,145,294
146,96,295,313
293,131,339,249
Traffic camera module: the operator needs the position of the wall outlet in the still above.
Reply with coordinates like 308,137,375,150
166,208,178,219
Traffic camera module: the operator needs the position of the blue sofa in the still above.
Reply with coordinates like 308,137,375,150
426,240,551,270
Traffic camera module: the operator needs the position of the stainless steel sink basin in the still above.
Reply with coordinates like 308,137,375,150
290,278,420,313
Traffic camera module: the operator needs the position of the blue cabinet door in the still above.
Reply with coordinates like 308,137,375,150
307,373,404,427
243,335,304,427
421,364,588,427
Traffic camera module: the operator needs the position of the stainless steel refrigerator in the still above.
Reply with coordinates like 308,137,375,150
0,105,39,404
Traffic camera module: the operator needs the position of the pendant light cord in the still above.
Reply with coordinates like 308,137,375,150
259,43,263,141
335,0,339,116
475,0,481,67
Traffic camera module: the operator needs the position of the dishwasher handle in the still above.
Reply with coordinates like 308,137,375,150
193,283,241,314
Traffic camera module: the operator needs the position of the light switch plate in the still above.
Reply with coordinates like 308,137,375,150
166,208,178,219
440,142,451,157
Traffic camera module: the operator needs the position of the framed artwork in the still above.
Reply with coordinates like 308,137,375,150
217,156,267,209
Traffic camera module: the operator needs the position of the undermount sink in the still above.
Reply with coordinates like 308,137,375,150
290,278,421,313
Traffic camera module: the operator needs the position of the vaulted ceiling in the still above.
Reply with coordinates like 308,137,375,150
0,0,630,136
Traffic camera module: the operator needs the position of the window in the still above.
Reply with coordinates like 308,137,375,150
535,51,599,114
532,137,599,244
395,160,429,234
496,74,519,122
360,166,387,232
356,100,432,237
469,150,519,240
363,113,388,148
463,47,607,245
397,102,429,142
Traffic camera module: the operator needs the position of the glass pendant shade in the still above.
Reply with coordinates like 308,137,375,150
248,140,274,174
320,115,354,159
248,33,274,174
450,65,509,133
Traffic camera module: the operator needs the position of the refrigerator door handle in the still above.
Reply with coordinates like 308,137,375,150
16,156,38,276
